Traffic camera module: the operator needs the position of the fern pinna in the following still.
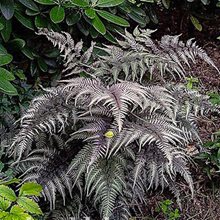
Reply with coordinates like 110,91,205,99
37,27,219,82
10,75,219,219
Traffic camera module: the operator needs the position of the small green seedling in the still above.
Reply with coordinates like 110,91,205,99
156,199,180,220
186,76,199,90
0,182,43,220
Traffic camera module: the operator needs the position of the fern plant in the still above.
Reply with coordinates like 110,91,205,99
37,27,219,82
9,75,219,219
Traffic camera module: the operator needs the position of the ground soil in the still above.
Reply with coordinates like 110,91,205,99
138,6,220,220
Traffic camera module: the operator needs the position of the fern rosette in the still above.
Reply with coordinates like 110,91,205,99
9,28,219,219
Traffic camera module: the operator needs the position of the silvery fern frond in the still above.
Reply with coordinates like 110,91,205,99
15,134,80,210
9,86,78,162
37,28,96,76
11,77,219,219
37,28,219,82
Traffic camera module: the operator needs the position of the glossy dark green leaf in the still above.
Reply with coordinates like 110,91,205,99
128,11,147,26
44,48,60,58
131,6,146,16
0,44,7,54
0,0,14,20
17,0,39,11
25,8,39,16
34,15,48,28
33,0,54,5
0,18,12,42
0,67,15,80
21,46,34,60
92,14,106,35
104,31,117,43
89,26,99,38
70,0,89,7
190,15,202,31
96,0,124,7
50,6,65,23
0,22,4,30
37,57,48,72
118,3,131,13
8,38,26,50
97,10,129,27
66,12,81,25
85,8,96,19
14,11,34,30
77,21,89,36
0,53,13,66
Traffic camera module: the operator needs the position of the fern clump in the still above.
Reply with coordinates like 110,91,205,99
37,27,219,82
10,76,219,219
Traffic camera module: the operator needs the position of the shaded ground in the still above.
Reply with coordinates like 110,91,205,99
138,7,220,220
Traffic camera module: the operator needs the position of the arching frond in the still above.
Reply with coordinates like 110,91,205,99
10,77,219,218
37,28,219,82
37,28,96,76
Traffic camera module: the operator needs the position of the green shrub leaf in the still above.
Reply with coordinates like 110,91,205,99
92,14,106,35
0,0,14,20
0,53,13,66
8,38,26,50
0,67,15,81
17,197,43,215
0,18,12,42
0,68,18,96
0,197,11,211
190,15,202,31
96,0,124,7
33,0,54,5
0,185,16,202
14,11,34,30
19,182,42,197
10,205,35,220
50,6,65,24
34,15,48,28
66,12,81,26
70,0,89,7
128,11,148,26
97,10,129,27
0,22,4,31
0,211,8,218
85,8,96,19
17,0,39,11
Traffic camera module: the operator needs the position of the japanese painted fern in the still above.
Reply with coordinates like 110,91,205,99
10,77,218,219
37,27,219,82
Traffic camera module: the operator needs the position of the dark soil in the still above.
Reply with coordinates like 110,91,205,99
138,6,220,220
